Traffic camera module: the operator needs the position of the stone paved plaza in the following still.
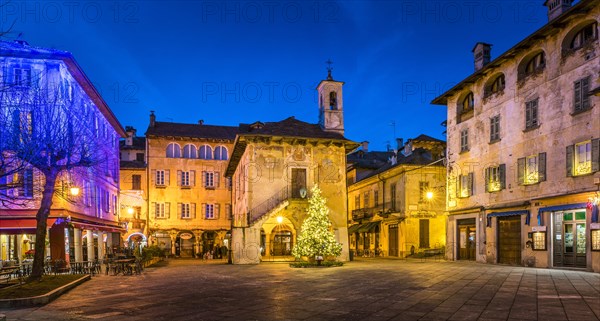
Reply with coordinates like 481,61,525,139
1,258,599,321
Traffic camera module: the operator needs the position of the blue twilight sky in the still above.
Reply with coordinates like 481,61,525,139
2,0,555,150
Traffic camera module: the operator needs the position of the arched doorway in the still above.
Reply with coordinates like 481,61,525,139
126,232,148,255
178,231,195,257
272,230,293,256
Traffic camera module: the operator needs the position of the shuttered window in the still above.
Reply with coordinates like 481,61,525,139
574,76,590,112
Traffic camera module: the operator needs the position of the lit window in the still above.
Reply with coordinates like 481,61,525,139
458,173,473,198
518,153,546,185
485,165,505,193
574,141,592,176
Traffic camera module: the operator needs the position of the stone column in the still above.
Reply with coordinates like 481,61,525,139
193,230,203,258
73,228,83,262
264,232,271,258
97,232,105,262
86,230,95,261
169,230,178,256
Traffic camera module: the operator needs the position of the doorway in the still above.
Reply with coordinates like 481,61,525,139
497,216,522,265
389,224,398,257
272,230,293,256
457,218,476,261
553,210,586,268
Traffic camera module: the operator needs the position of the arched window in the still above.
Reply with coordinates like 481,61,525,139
570,22,597,50
183,144,197,159
484,74,505,97
166,143,181,158
329,91,337,110
214,146,228,160
462,92,474,112
198,145,213,160
524,52,545,75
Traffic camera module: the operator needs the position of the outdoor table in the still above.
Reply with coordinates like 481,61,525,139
111,259,135,275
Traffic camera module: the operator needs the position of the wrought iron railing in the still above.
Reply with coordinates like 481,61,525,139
248,186,290,225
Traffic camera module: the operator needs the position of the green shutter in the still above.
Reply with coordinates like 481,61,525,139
566,145,574,177
592,139,600,173
517,157,525,185
499,164,506,189
538,152,546,182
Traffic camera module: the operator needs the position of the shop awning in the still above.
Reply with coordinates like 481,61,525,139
348,224,361,234
537,203,587,216
358,221,380,233
71,221,124,233
487,210,529,218
0,218,57,234
486,210,530,226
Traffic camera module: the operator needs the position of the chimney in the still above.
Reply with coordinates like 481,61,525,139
198,120,204,125
150,111,156,128
125,126,136,146
361,141,369,152
396,138,404,151
472,42,492,72
544,0,573,21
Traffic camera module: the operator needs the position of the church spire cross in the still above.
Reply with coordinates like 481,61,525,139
326,59,333,80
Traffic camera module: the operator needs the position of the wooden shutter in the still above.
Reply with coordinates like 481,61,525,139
499,164,506,189
517,157,525,185
151,169,156,186
202,203,207,219
566,145,574,177
165,170,170,186
151,202,156,218
592,139,600,173
177,203,182,218
177,170,182,186
455,176,461,198
484,167,490,193
191,203,196,219
574,79,582,110
215,204,220,219
468,172,474,196
582,77,590,109
215,172,220,188
538,152,546,182
202,171,206,187
190,170,196,186
165,202,170,218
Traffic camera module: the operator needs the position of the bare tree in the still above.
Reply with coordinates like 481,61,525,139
0,63,117,280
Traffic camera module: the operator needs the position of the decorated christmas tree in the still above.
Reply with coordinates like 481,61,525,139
292,185,342,260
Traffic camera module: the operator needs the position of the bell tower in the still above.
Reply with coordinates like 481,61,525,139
317,60,345,136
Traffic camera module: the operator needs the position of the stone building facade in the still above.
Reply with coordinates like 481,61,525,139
119,126,148,249
347,135,447,258
432,0,600,272
145,114,237,257
0,40,125,264
225,72,358,264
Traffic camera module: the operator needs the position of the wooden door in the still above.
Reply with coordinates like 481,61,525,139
389,224,398,257
497,216,522,265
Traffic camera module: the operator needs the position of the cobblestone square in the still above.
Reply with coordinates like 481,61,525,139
2,259,599,321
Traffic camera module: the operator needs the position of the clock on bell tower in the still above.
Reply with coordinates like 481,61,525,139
317,60,345,136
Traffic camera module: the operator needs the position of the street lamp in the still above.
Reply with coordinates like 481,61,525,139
70,186,80,196
426,191,434,200
276,216,284,224
127,207,135,215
